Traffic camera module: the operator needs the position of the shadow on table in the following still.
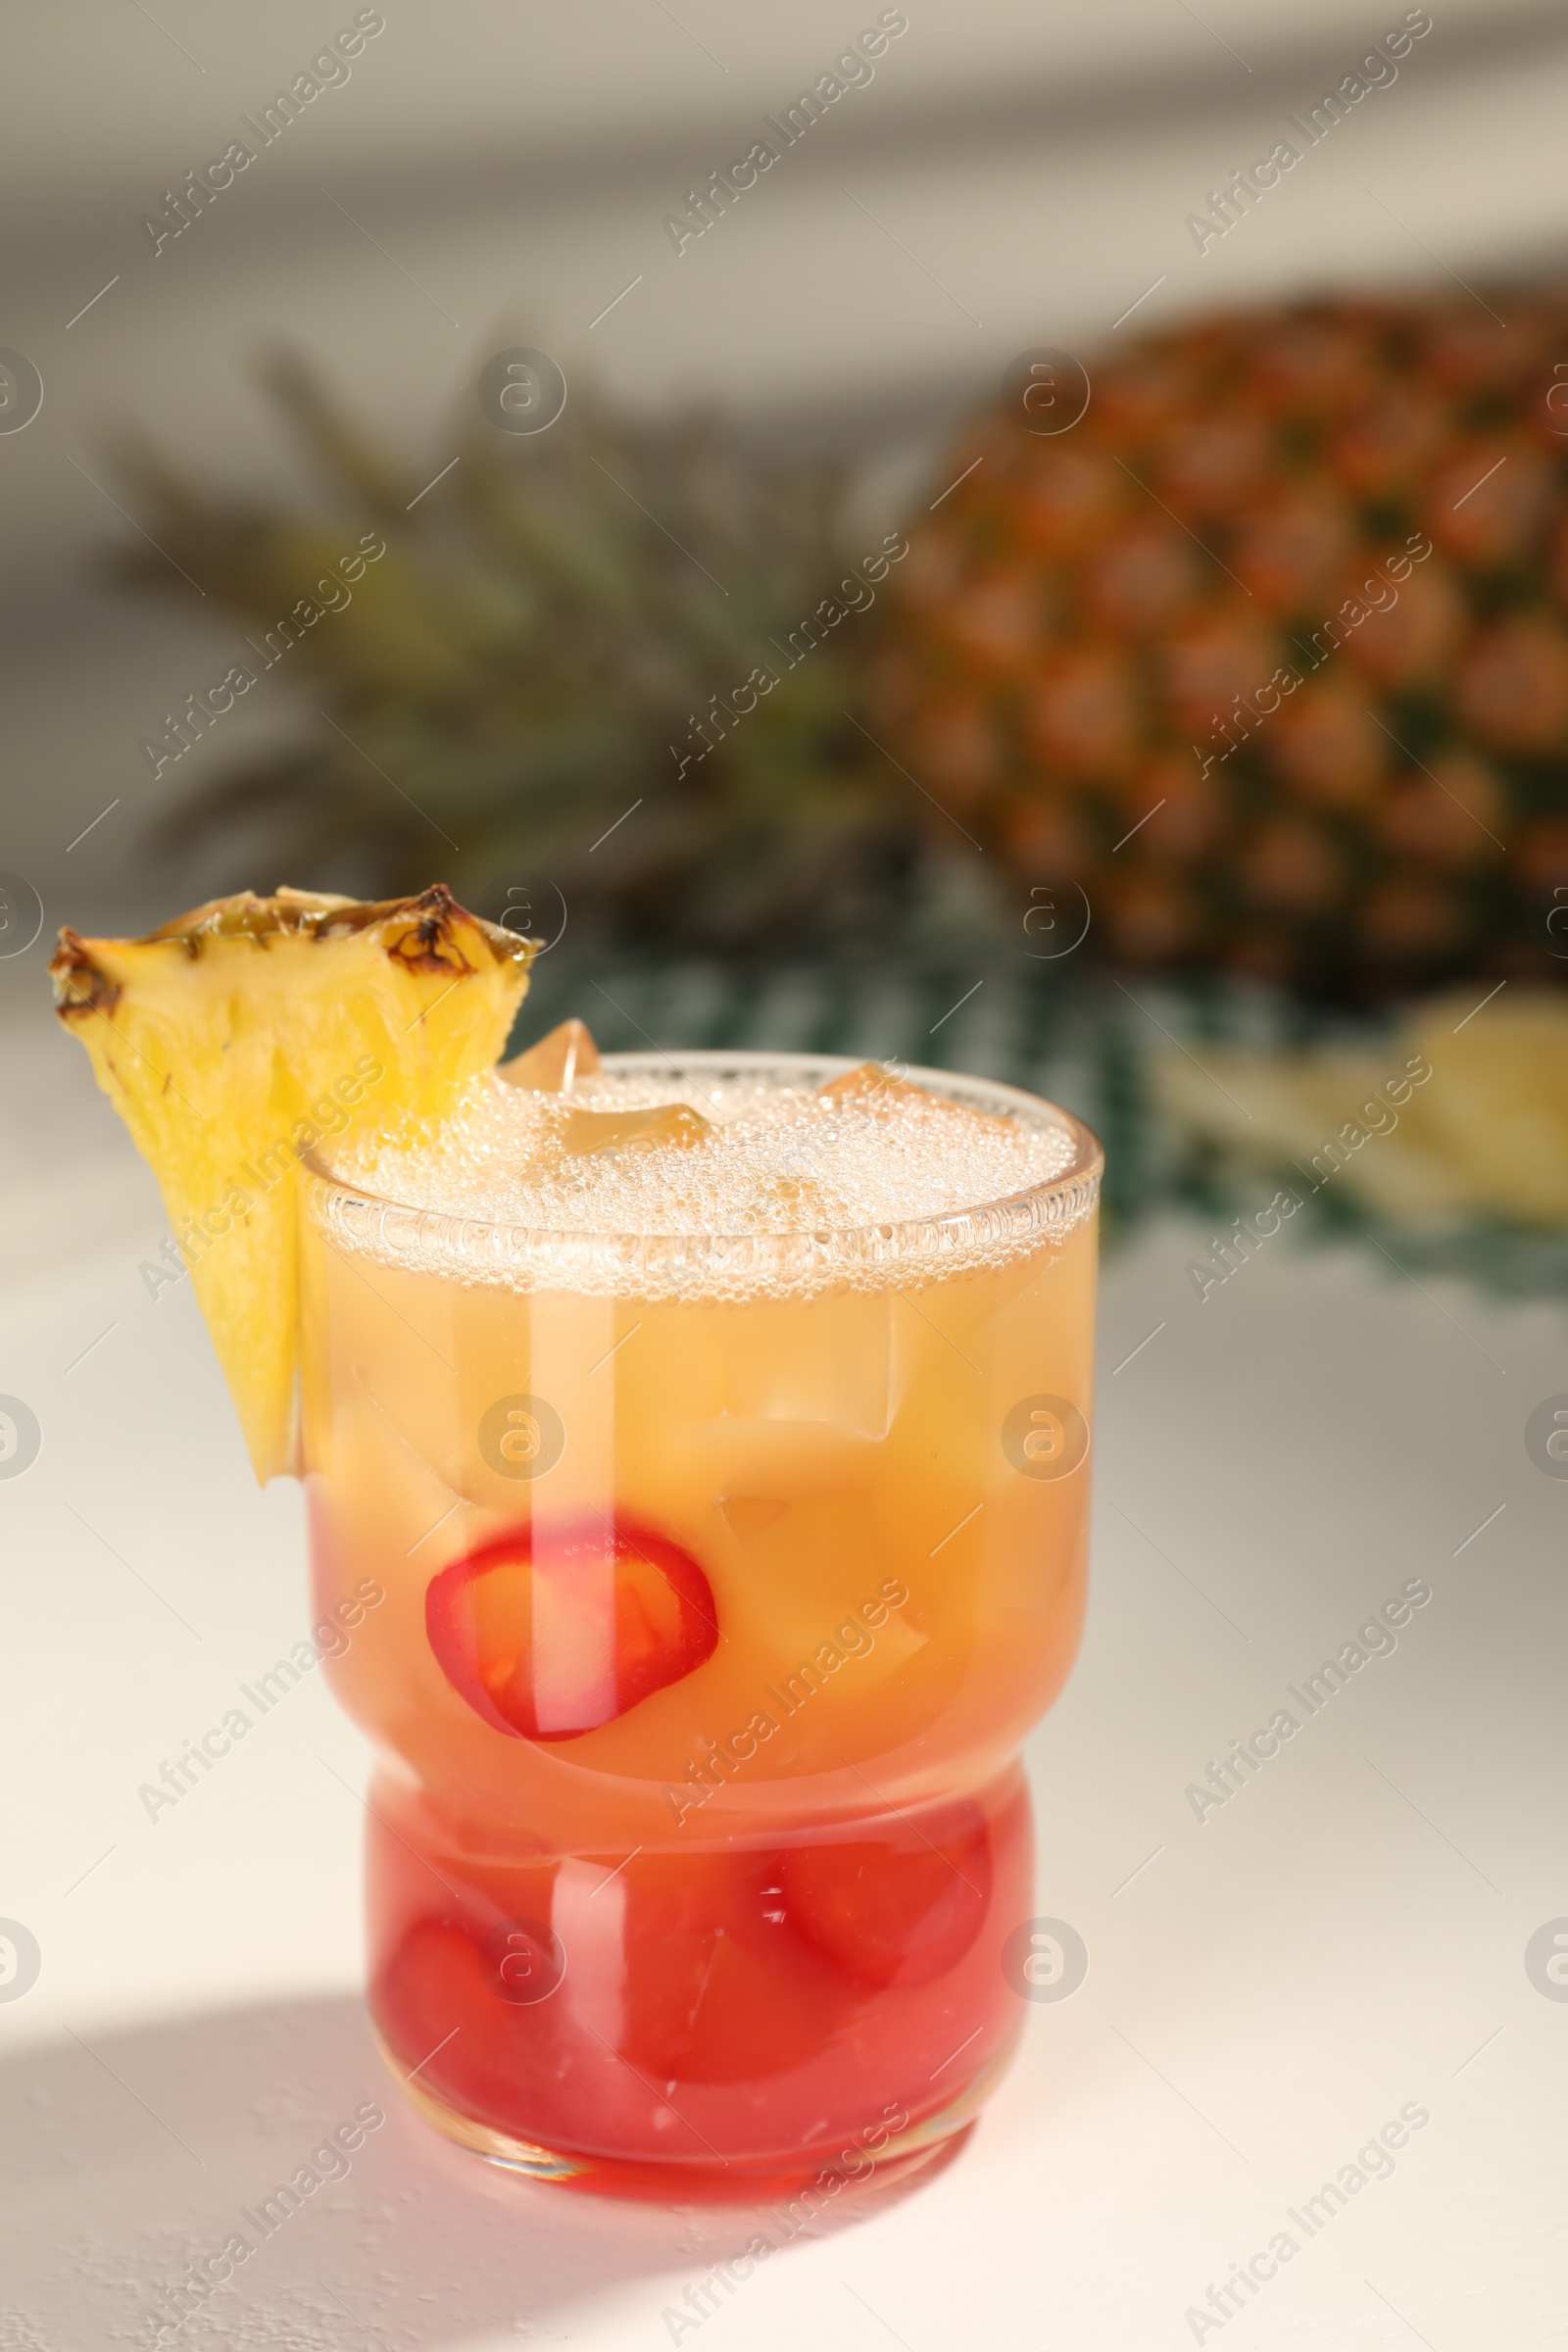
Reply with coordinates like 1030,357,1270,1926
0,1990,951,2346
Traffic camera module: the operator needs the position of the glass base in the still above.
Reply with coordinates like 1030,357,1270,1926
376,2021,1019,2203
364,1765,1035,2193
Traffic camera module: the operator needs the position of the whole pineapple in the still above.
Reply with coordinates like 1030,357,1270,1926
878,292,1568,995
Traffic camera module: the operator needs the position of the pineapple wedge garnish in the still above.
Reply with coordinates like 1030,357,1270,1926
50,885,536,1482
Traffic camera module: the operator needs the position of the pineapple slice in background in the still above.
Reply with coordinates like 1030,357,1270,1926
1153,990,1568,1229
50,885,536,1482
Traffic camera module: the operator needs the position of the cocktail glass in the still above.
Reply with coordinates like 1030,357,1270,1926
298,1051,1100,2198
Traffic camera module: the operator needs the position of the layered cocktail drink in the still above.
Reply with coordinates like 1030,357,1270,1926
300,1048,1100,2195
51,889,1099,2201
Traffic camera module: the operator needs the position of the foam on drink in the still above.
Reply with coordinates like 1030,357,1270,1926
318,1055,1095,1298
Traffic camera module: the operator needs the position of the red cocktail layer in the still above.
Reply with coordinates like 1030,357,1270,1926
368,1766,1031,2193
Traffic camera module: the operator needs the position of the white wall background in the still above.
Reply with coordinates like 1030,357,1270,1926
3,0,1567,938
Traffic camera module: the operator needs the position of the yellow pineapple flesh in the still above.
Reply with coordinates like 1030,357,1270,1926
50,885,536,1482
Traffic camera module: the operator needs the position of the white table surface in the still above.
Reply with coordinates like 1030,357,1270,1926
3,1005,1564,2352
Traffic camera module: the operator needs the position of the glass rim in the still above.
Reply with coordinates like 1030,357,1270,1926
302,1051,1102,1297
